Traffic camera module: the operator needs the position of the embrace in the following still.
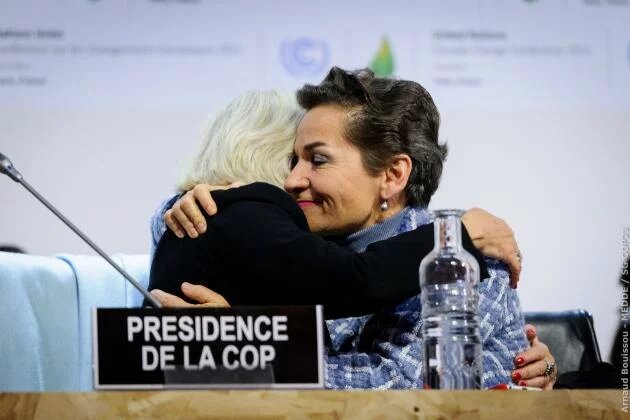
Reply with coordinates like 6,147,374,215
147,67,557,390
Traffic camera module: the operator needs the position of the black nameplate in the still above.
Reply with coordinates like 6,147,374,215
93,306,324,389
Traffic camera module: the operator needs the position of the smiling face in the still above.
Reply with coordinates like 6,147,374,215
284,104,384,236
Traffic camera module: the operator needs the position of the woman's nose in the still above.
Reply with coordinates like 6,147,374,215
284,162,309,193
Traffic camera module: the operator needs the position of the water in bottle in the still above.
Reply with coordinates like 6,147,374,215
420,209,482,389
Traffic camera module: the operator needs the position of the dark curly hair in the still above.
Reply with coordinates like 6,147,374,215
297,67,447,208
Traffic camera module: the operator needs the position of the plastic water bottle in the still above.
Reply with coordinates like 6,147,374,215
420,209,482,389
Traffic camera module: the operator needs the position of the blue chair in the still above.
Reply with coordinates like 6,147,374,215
0,251,150,391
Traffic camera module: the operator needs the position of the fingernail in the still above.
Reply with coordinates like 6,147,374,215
512,372,521,381
175,230,184,239
516,357,525,366
519,381,527,386
196,222,206,232
181,282,191,289
150,289,164,296
189,231,198,238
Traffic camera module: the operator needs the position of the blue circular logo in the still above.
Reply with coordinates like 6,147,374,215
280,38,330,77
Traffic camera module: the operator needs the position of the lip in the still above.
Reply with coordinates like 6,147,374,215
296,200,318,208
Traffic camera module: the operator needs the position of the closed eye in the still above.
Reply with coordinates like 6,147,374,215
312,153,328,166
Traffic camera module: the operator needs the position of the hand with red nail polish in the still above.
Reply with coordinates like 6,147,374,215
512,324,556,390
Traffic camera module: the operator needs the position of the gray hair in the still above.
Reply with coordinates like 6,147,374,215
179,90,303,191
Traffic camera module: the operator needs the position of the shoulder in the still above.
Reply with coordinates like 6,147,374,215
209,182,309,231
213,182,301,213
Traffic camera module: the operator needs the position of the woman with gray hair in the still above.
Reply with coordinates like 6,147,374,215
150,90,301,253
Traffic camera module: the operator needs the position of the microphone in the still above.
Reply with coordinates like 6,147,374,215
0,152,22,182
0,152,162,308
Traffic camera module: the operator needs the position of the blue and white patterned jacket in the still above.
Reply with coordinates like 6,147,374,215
324,207,528,389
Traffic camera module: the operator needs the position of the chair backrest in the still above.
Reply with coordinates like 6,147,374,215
524,309,602,373
0,251,150,391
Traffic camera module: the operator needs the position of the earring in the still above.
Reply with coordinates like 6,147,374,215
380,200,388,211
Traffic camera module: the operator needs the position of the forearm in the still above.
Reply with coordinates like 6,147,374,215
480,259,529,388
232,217,486,317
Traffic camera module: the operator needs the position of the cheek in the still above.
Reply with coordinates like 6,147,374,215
311,175,340,205
315,171,375,215
333,189,374,222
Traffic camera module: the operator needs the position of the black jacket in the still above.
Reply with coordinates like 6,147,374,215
149,182,488,318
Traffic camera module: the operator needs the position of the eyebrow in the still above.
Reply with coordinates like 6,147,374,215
302,141,327,152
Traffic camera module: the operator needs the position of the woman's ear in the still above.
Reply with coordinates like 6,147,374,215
380,154,412,203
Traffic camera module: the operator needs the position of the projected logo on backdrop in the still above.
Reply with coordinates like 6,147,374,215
280,38,330,77
370,37,395,77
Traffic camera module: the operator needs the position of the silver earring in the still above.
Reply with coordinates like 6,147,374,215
380,200,388,211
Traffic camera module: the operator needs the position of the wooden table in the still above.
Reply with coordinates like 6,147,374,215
0,390,623,419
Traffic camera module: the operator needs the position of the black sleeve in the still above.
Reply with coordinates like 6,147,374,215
148,228,222,303
211,201,488,318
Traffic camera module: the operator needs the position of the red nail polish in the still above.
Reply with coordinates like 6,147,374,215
516,357,525,366
519,381,527,386
512,372,521,381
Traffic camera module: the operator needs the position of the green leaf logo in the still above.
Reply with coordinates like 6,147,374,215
370,37,395,77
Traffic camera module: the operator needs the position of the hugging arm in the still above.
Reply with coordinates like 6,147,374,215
157,185,523,287
168,199,483,317
477,260,529,388
150,197,429,315
477,260,556,390
149,184,487,317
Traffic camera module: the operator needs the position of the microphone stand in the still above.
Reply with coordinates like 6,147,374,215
0,152,162,308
